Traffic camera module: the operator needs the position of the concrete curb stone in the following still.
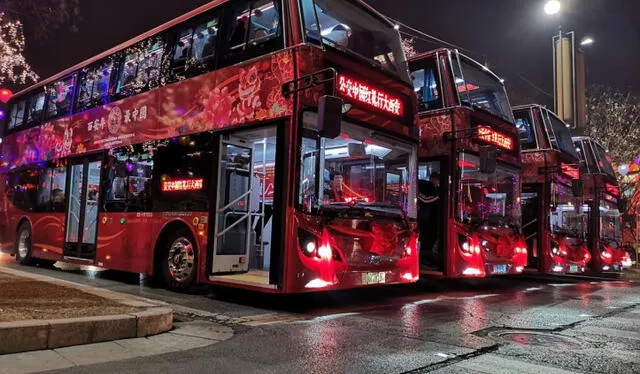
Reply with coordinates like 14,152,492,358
0,267,174,355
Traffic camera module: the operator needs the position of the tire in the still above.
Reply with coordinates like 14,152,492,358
15,222,33,265
160,228,198,291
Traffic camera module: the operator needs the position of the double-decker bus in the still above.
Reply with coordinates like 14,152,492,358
409,49,527,278
513,105,590,274
0,0,420,293
572,136,631,272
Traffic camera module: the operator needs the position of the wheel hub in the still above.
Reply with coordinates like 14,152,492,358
17,229,29,259
167,237,195,282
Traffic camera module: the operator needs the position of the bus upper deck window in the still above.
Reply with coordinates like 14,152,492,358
229,0,281,51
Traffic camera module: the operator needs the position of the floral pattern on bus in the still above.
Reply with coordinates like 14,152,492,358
2,51,294,170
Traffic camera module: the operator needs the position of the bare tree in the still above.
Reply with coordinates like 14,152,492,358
585,85,640,164
585,84,640,241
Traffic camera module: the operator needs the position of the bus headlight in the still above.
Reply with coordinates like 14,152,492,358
298,229,318,258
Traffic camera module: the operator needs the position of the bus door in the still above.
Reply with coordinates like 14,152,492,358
212,136,253,273
521,184,542,268
63,156,102,261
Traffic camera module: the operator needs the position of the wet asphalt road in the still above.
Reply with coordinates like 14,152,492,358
2,254,640,374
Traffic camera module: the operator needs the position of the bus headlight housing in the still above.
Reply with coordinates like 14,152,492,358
298,229,318,258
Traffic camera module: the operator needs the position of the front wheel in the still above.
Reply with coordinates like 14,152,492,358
160,229,198,291
15,223,33,265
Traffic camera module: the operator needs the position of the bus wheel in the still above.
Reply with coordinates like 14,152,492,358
161,230,197,291
15,223,33,265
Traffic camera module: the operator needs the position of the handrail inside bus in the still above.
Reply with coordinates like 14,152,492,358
217,190,252,213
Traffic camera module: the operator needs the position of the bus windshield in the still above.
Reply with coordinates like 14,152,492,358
544,111,579,159
456,153,520,227
300,0,410,82
594,143,616,178
600,199,621,243
513,108,538,150
455,56,513,123
549,182,584,237
299,120,417,219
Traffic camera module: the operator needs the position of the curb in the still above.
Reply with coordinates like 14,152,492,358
0,267,174,355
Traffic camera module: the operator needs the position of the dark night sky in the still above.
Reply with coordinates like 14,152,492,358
24,0,640,106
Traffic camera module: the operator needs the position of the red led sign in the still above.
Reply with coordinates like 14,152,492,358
337,74,403,116
476,126,514,151
162,178,204,192
606,183,620,197
561,162,580,179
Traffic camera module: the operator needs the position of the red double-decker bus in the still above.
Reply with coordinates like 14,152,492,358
513,105,590,274
0,0,419,292
573,136,631,272
408,49,527,278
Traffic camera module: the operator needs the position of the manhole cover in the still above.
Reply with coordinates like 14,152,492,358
488,330,587,349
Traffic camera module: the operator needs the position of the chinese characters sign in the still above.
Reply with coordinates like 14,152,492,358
337,74,403,117
561,162,580,179
476,125,513,151
162,178,204,192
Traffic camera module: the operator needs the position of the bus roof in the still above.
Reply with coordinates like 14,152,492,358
15,0,228,97
16,0,398,99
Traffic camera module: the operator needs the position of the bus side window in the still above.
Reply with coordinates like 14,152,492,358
170,14,219,78
104,147,154,212
37,167,53,212
12,168,39,212
116,37,167,97
26,91,46,125
45,75,76,120
223,0,283,65
77,58,116,112
8,99,27,130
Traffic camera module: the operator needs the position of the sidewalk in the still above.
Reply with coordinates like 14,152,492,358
0,265,234,374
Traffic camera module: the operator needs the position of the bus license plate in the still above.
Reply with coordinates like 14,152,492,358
362,272,386,285
493,265,507,274
569,265,579,273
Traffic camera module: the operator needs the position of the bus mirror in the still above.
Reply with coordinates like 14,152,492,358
348,143,366,157
318,95,343,139
479,145,497,174
572,179,583,197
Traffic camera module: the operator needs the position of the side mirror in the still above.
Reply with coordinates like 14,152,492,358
318,95,343,139
479,145,497,174
572,179,583,197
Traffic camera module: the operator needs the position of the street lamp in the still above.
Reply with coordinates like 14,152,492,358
544,0,561,15
580,37,594,46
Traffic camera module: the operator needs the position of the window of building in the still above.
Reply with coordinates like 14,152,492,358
104,145,154,212
77,59,115,111
45,75,76,120
8,99,27,129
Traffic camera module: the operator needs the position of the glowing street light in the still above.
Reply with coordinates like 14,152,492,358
580,37,594,46
544,0,561,15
